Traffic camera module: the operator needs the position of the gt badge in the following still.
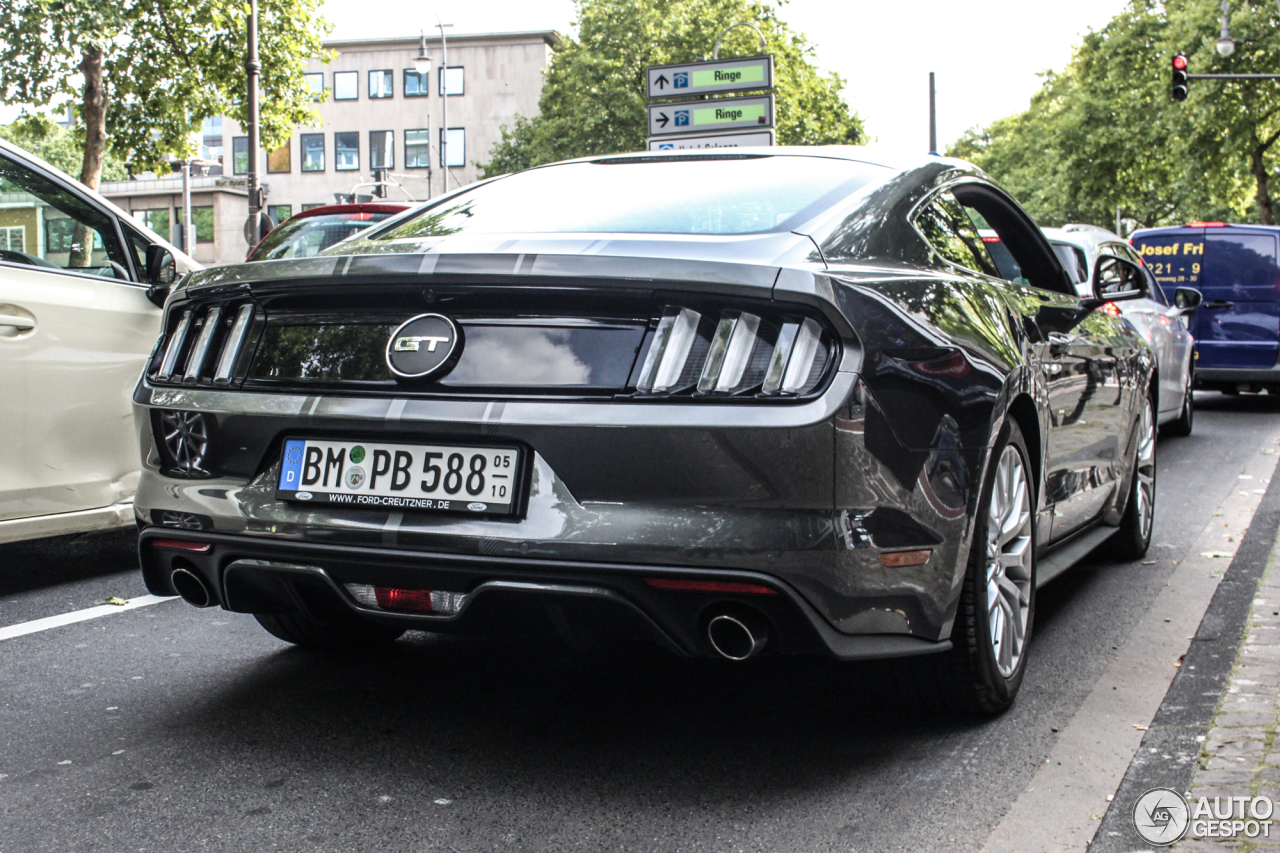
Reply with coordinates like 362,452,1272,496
385,314,462,380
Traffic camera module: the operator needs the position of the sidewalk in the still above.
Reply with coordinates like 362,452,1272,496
1173,539,1280,852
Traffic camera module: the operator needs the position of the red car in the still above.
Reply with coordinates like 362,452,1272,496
246,203,409,262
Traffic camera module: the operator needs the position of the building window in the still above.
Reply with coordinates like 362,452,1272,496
301,203,325,211
232,136,248,175
300,134,325,172
333,71,358,100
439,66,464,96
201,116,223,162
440,127,465,167
369,70,393,99
268,204,292,225
334,132,359,171
1,225,26,252
405,129,431,168
370,130,394,170
404,69,428,97
267,142,291,173
176,206,214,244
132,209,171,243
305,72,325,101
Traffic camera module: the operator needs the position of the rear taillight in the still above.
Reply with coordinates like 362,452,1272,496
636,305,832,398
152,301,261,387
345,584,467,615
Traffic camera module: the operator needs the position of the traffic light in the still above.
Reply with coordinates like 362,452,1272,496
1172,53,1189,101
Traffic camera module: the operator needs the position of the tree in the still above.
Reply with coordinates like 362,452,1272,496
949,0,1273,229
481,0,865,177
0,1,329,193
0,113,128,181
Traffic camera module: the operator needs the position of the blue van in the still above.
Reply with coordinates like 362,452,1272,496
1130,224,1280,393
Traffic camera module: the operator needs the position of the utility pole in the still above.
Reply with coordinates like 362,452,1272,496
244,0,265,247
928,72,937,155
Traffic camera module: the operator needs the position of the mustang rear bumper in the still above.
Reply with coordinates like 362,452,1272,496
139,528,952,661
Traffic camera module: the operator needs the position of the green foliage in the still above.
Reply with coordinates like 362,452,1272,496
0,0,329,175
481,0,865,177
0,114,128,181
949,0,1279,228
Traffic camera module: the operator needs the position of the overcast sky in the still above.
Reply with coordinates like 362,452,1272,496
3,1,1132,154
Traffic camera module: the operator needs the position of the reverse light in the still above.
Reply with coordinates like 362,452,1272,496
344,583,467,615
644,577,777,595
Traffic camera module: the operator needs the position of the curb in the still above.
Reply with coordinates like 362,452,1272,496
1091,471,1280,851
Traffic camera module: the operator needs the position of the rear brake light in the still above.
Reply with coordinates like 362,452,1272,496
981,236,1001,243
644,577,777,595
1186,222,1227,227
344,583,467,615
1102,302,1123,317
151,538,212,552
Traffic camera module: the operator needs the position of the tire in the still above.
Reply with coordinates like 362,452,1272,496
1107,393,1157,560
254,610,404,652
902,421,1036,716
1161,372,1193,437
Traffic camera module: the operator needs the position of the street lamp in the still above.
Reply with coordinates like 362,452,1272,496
1217,0,1236,57
711,22,766,61
414,19,453,196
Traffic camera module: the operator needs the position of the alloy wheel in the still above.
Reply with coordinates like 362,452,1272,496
159,411,210,475
986,444,1034,678
1135,399,1157,542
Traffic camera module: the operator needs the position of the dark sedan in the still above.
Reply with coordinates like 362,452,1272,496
133,148,1156,714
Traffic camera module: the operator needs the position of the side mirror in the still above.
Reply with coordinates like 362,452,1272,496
144,245,177,308
1083,255,1144,309
1174,287,1202,315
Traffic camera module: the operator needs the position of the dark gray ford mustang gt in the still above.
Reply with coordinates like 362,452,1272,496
134,148,1156,713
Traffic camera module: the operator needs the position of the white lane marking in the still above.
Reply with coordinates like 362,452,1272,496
0,595,176,642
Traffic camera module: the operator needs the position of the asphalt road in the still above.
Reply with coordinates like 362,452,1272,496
2,394,1278,853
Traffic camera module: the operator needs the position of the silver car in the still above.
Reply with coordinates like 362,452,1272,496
984,224,1196,435
1044,226,1196,435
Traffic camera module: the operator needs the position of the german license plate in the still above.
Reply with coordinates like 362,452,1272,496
276,438,521,514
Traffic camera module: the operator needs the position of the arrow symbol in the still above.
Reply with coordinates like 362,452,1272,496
655,74,668,89
657,112,669,128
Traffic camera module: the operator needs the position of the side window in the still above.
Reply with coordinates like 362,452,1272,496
915,191,998,276
1051,243,1088,286
0,154,131,279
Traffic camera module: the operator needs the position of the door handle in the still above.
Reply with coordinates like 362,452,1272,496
1203,301,1233,310
0,314,34,330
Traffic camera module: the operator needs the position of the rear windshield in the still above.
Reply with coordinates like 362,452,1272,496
359,156,887,240
249,211,397,261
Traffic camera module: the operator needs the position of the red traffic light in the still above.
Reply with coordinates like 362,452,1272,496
1173,54,1188,70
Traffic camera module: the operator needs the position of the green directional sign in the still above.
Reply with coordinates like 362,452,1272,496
646,56,774,99
648,95,774,137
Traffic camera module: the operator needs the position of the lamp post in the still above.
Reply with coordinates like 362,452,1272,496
414,17,454,197
711,22,766,61
1218,0,1236,57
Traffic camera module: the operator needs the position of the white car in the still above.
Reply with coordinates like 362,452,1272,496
983,224,1197,436
0,138,198,544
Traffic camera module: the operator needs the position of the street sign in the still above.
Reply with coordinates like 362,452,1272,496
648,95,774,137
647,130,775,150
646,55,774,99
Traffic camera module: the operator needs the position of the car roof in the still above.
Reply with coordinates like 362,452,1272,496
552,145,965,174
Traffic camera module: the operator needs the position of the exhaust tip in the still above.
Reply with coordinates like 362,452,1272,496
707,613,767,661
171,567,215,608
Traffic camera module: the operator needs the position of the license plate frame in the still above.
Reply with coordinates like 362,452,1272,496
275,437,525,516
